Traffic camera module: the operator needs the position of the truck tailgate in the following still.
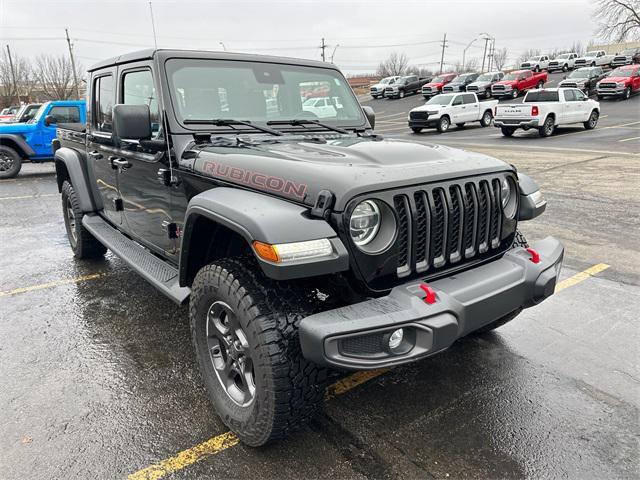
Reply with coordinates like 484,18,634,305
495,104,532,119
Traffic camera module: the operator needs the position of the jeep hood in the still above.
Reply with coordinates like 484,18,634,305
187,136,511,211
0,122,35,134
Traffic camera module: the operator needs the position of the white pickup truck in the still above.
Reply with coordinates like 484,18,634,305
408,92,498,133
494,88,600,137
574,50,615,68
548,52,579,72
520,55,550,72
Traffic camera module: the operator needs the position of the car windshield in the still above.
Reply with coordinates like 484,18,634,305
476,73,494,81
452,74,469,82
166,58,366,129
503,73,519,80
585,51,598,57
557,54,571,59
425,94,454,105
27,104,48,124
524,91,559,102
430,76,447,83
568,70,590,78
608,68,633,77
380,77,393,84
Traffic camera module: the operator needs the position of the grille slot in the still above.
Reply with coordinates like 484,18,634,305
413,191,430,271
394,195,411,276
410,111,429,121
448,185,464,263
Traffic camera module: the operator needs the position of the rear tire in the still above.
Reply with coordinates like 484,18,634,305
61,181,107,259
0,146,22,179
584,109,599,129
537,81,544,89
480,110,493,127
190,258,332,446
411,127,423,133
501,126,516,137
538,116,555,137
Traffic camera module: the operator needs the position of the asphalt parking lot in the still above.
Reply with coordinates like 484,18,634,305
1,80,639,478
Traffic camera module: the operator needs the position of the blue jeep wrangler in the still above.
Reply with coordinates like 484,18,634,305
0,100,86,179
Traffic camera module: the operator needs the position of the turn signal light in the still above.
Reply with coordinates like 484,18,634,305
531,106,539,116
253,241,280,263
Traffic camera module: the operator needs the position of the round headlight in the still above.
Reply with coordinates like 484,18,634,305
350,200,380,246
501,177,518,219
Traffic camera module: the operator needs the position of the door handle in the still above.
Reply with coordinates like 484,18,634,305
88,150,103,160
110,157,132,169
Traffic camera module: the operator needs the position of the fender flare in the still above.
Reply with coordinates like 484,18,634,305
0,134,35,157
179,187,349,284
54,147,98,212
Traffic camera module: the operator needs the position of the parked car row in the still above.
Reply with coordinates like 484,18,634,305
520,48,640,72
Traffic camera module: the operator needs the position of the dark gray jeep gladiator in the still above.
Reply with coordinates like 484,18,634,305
54,49,563,446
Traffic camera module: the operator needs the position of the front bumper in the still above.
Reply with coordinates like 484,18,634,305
408,118,439,128
597,86,626,96
494,118,540,128
300,237,564,370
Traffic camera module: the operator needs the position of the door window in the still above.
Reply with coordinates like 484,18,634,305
462,94,476,104
122,69,161,137
94,75,114,133
563,90,576,102
452,96,463,106
48,106,81,123
573,89,586,101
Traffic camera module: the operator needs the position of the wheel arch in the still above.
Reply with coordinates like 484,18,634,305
179,187,349,287
54,147,98,212
0,134,33,158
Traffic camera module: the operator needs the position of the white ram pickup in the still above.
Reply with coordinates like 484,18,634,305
574,50,615,68
494,88,600,138
520,55,550,72
548,52,579,72
408,92,498,133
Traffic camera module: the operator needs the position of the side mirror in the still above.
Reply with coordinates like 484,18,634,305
44,114,56,126
112,104,152,142
362,105,375,130
582,96,589,101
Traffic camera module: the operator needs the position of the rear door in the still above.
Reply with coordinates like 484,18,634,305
461,94,479,121
561,89,578,123
572,89,591,121
88,70,122,226
115,63,176,256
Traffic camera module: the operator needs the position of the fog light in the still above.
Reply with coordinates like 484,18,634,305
388,329,404,349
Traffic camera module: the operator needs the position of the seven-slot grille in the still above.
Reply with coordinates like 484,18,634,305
598,82,618,90
442,85,455,92
409,111,429,121
575,59,587,66
549,61,559,67
493,84,506,91
467,85,479,91
392,177,505,278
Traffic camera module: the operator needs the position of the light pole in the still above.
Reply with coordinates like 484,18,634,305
330,44,340,63
462,38,478,71
479,32,494,72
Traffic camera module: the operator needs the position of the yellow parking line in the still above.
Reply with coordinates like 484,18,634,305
555,263,609,292
325,368,390,400
0,273,108,297
0,193,57,201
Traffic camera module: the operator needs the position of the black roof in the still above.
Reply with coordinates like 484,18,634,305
88,48,335,72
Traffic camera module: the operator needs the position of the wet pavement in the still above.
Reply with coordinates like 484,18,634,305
1,154,638,479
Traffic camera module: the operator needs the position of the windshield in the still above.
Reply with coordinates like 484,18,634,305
503,73,519,80
380,77,394,84
430,76,447,83
452,74,470,82
557,54,571,59
608,68,633,77
166,59,366,128
476,73,494,81
27,104,48,124
524,91,559,102
585,51,598,57
568,70,589,78
425,94,454,105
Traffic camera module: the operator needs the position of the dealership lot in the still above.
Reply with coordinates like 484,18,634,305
1,80,638,480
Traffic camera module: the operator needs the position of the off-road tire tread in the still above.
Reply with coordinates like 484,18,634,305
190,257,332,446
511,230,529,249
0,145,22,179
61,181,107,258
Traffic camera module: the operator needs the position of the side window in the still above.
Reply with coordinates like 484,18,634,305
122,69,160,137
563,90,576,102
462,94,475,104
452,96,463,106
94,75,114,133
574,89,586,101
48,106,81,124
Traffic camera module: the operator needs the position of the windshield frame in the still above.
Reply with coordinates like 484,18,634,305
425,94,454,106
162,54,368,134
608,68,633,77
568,70,590,78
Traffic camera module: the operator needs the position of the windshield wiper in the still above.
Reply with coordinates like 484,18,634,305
183,118,283,136
267,119,350,134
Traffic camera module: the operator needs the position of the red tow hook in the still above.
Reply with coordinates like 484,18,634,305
526,247,540,264
419,283,437,304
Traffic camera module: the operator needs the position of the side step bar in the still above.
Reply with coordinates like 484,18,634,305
82,214,190,305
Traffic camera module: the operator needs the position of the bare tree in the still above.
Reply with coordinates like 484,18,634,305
406,65,434,78
594,0,640,41
35,54,83,100
376,52,409,77
0,49,37,105
517,48,541,65
492,48,509,70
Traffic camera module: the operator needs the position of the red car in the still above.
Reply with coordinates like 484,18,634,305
491,70,547,99
421,73,457,98
596,64,640,100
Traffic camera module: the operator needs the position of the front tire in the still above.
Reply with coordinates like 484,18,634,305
584,109,599,129
511,88,519,99
61,181,107,259
411,127,423,133
562,64,568,72
0,146,22,179
190,258,331,446
399,90,405,99
623,86,631,100
539,116,555,137
437,116,450,133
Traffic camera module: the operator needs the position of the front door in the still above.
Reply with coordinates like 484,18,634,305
116,65,176,256
89,70,122,226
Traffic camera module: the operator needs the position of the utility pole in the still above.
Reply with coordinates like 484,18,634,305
439,33,448,74
489,38,496,70
5,45,21,104
65,28,80,99
481,36,490,72
320,38,326,62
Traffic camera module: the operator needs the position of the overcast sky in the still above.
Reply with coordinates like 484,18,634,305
1,0,602,74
